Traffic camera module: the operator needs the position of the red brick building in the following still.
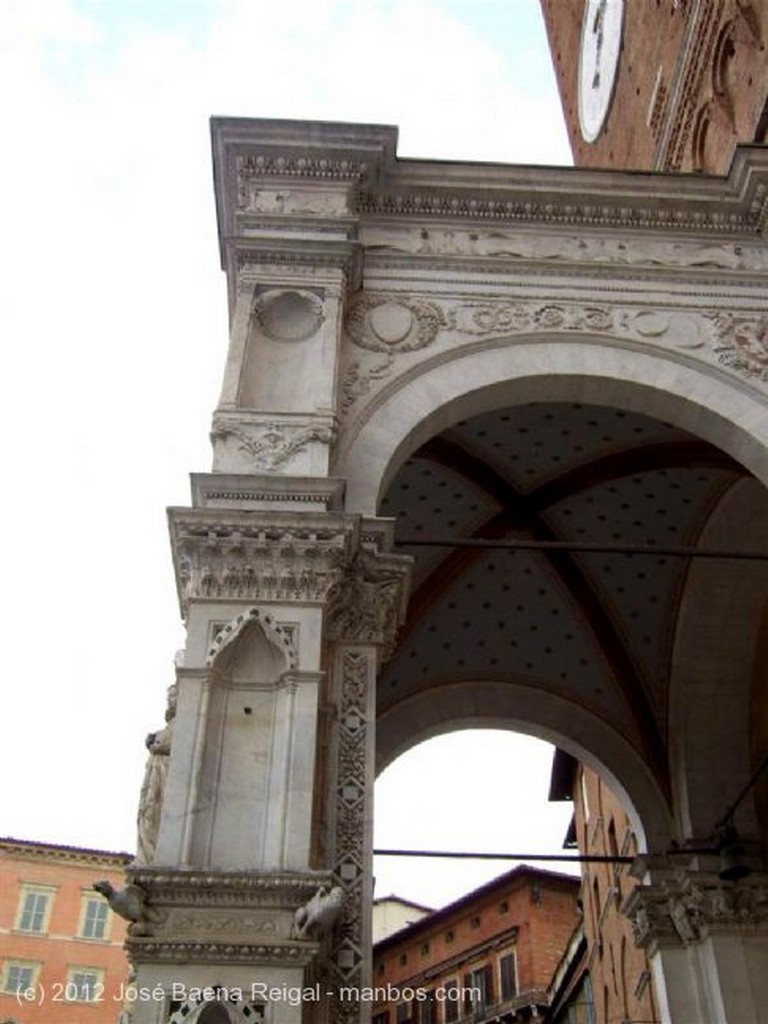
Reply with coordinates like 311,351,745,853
371,867,580,1024
0,838,131,1024
539,0,767,173
548,755,658,1024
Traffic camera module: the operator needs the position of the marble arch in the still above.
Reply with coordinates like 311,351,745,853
375,681,668,851
124,121,768,1024
337,338,768,513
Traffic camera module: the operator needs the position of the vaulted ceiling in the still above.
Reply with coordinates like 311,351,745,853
378,401,746,774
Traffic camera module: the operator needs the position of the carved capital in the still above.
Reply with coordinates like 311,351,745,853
325,549,411,655
210,413,337,473
623,871,768,952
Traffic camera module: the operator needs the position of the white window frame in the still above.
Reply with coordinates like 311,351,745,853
2,960,41,995
65,966,104,1002
498,948,518,1001
78,894,111,940
14,886,56,934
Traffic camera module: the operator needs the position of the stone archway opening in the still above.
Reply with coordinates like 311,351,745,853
373,397,768,854
373,728,580,910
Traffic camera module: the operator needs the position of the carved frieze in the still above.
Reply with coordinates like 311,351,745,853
624,871,768,952
364,224,768,271
236,152,368,209
129,939,316,965
340,296,768,417
168,511,358,612
163,910,279,937
125,868,331,967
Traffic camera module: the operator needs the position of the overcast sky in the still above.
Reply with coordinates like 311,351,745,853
1,0,575,909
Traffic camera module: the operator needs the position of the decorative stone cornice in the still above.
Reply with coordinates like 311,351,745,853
167,510,410,621
234,240,361,279
623,871,768,953
358,188,762,233
168,510,357,614
190,473,346,511
127,867,333,908
128,939,317,966
0,837,131,868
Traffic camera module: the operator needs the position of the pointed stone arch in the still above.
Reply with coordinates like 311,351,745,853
167,995,264,1024
205,606,298,671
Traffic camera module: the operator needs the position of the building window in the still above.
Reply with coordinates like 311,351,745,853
15,887,54,934
66,968,103,1002
2,961,40,995
416,990,437,1024
399,952,408,966
443,979,459,1023
420,940,430,956
395,1000,412,1024
470,914,481,928
498,899,509,914
79,896,110,940
372,1013,390,1024
466,965,493,1015
445,928,455,943
499,951,518,1001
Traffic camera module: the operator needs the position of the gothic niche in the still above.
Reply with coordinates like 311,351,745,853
188,614,296,869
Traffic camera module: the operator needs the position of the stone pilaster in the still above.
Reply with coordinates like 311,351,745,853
624,870,768,1024
319,550,411,1024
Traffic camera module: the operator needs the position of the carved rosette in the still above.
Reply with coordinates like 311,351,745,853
623,871,768,953
168,511,358,614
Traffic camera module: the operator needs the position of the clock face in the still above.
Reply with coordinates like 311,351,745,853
578,0,625,143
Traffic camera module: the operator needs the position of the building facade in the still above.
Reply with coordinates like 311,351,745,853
120,114,768,1024
371,868,580,1024
0,837,131,1024
540,0,768,173
549,756,658,1024
372,899,433,945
